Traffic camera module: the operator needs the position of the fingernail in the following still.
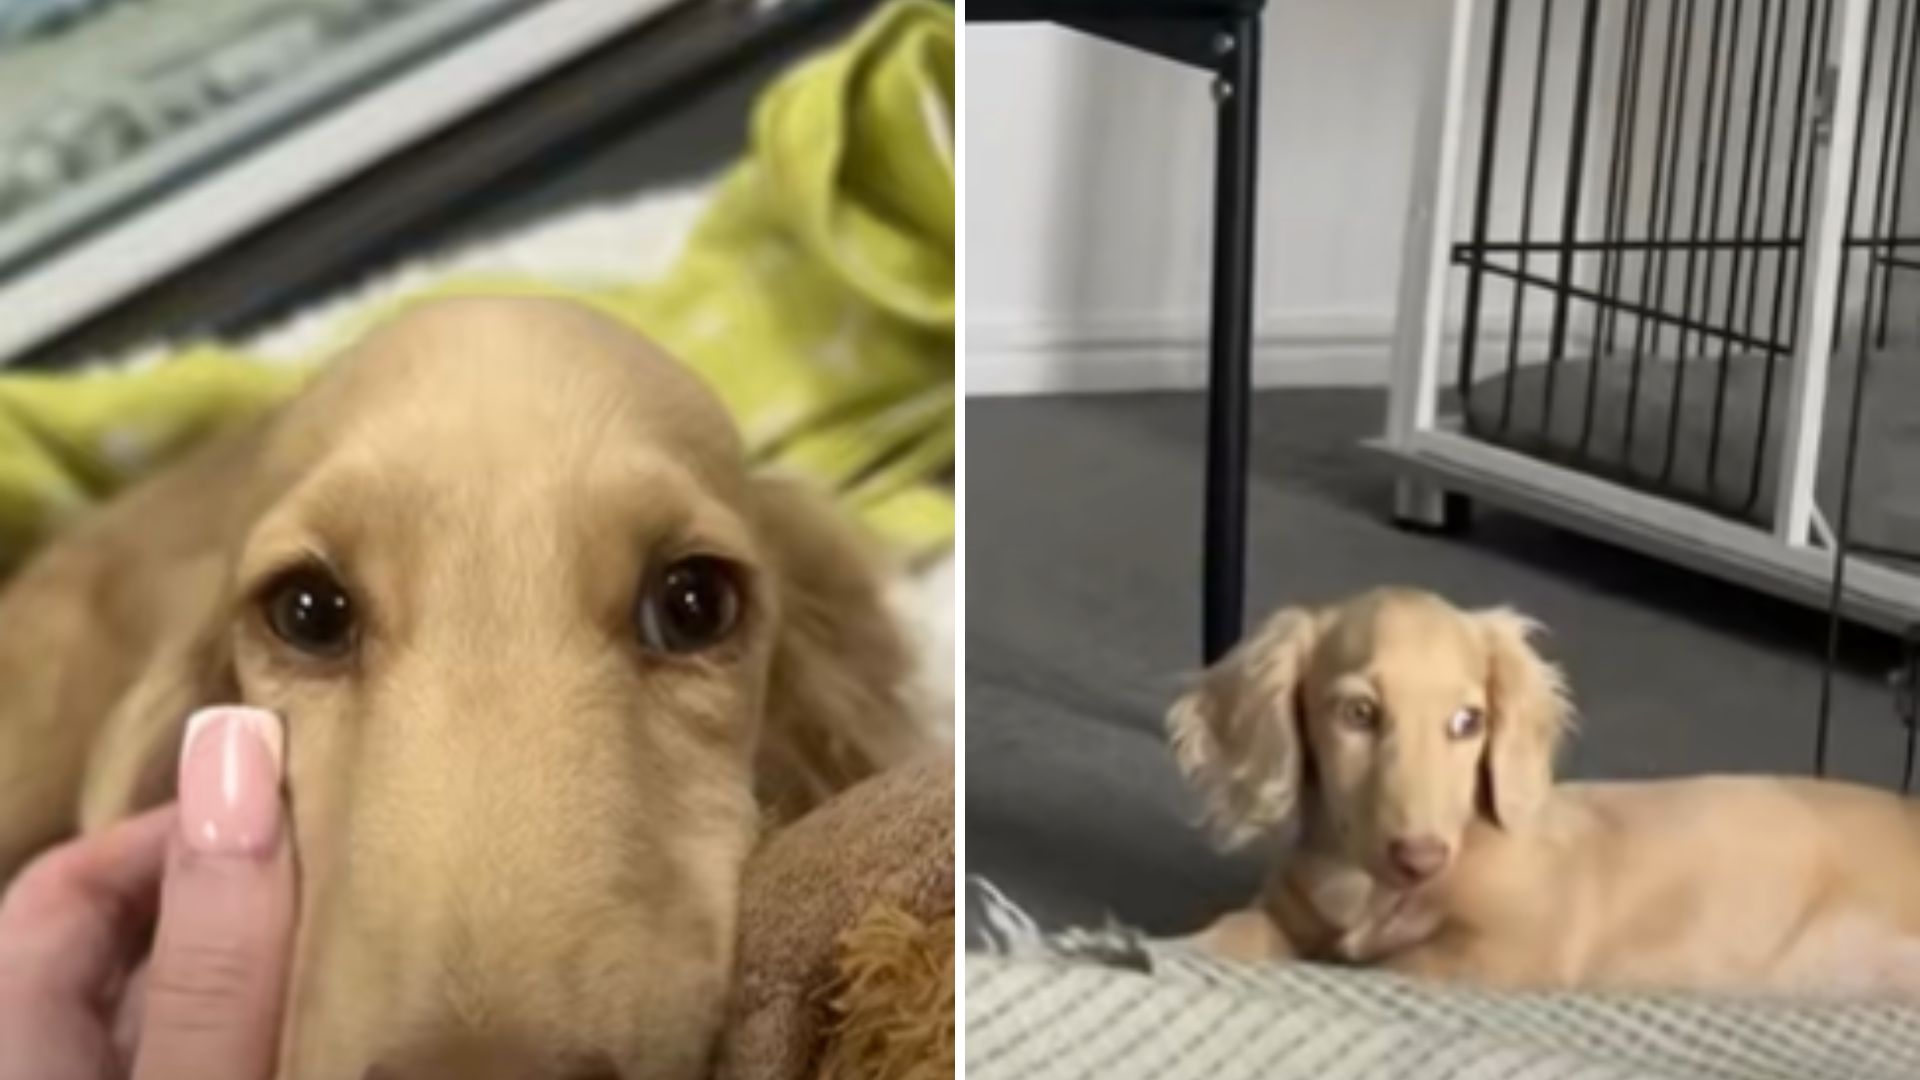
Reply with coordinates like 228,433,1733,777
178,707,285,857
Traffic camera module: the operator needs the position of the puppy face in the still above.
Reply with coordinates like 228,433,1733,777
113,299,915,1079
1168,589,1569,892
1300,594,1502,886
244,302,766,1078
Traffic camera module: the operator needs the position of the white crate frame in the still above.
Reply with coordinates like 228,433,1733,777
1374,0,1920,634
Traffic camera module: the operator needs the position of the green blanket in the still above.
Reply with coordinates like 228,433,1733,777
0,0,954,573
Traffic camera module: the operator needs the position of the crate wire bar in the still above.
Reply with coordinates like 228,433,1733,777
1381,0,1920,781
1383,0,1920,634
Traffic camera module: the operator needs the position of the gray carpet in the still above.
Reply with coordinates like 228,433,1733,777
966,387,1910,941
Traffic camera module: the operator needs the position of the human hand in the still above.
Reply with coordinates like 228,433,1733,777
0,707,296,1080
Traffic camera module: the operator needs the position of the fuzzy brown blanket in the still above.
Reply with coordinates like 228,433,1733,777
718,753,955,1080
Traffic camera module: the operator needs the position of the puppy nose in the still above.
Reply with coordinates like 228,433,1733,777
1386,835,1450,883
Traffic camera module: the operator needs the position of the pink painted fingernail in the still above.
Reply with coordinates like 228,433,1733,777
177,707,285,858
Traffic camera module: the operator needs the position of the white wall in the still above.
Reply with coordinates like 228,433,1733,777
966,2,1471,394
964,0,1868,396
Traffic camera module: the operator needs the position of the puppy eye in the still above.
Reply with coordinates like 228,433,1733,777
261,565,355,659
1448,707,1485,739
1339,698,1381,733
636,556,742,654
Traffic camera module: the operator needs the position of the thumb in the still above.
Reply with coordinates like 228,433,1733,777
133,707,296,1080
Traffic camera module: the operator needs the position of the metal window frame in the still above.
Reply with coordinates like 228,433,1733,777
0,0,692,368
7,0,879,372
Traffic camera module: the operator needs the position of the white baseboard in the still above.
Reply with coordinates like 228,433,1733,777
964,312,1394,397
964,311,1565,397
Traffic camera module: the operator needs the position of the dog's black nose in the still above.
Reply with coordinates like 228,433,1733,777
1386,836,1450,883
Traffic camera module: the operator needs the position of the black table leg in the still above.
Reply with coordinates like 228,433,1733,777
1202,14,1260,663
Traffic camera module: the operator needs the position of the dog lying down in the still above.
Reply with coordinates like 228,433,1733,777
1172,587,1920,1001
0,297,932,1078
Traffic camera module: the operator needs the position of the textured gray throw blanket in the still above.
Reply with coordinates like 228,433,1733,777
966,878,1920,1080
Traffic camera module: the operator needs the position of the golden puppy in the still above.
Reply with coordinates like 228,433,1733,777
0,297,926,1078
1172,587,1920,1000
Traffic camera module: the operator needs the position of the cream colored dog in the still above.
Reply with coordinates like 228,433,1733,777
1173,587,1920,1000
0,297,926,1078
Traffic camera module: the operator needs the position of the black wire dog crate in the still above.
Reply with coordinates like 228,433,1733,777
1381,0,1920,629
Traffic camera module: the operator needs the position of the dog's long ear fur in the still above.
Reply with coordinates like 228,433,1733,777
1167,607,1320,850
78,584,238,830
1475,607,1572,830
0,417,270,878
749,475,920,823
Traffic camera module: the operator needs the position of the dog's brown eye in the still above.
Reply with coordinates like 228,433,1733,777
637,556,741,654
1448,707,1485,739
262,566,355,658
1340,698,1381,733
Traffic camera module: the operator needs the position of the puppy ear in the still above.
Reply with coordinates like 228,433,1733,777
1166,607,1320,849
78,559,240,831
2,420,270,856
1475,607,1572,830
749,475,921,822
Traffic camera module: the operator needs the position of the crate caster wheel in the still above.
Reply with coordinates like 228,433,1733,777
1392,480,1472,535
